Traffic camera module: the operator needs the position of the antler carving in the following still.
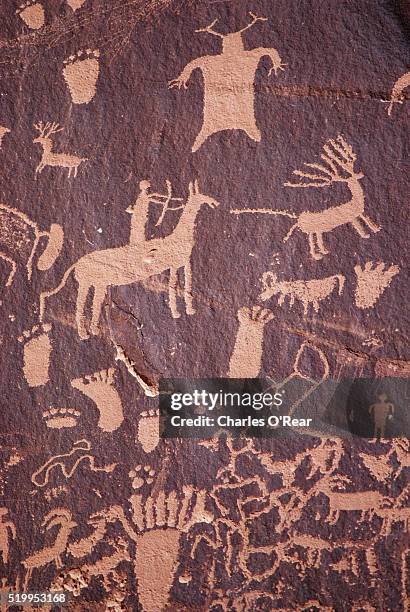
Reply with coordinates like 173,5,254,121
285,135,358,188
195,19,224,38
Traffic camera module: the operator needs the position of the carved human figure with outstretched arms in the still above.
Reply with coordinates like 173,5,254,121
39,181,219,339
169,13,286,151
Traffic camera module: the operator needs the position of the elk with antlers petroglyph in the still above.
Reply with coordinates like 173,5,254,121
260,272,345,315
231,135,380,260
40,180,219,339
33,122,87,178
22,509,77,589
169,12,285,152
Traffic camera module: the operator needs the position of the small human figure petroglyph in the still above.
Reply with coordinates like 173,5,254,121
33,121,87,178
369,393,394,438
169,13,285,151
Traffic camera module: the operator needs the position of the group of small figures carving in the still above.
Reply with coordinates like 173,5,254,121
0,8,409,611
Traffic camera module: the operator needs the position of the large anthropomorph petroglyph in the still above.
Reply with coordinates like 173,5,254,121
169,13,285,151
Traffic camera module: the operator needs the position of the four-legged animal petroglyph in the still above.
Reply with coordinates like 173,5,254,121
0,126,10,148
354,261,399,309
23,509,77,589
260,272,345,315
0,204,63,286
31,439,117,488
33,122,87,178
169,13,285,151
283,135,381,259
387,71,410,116
39,180,219,339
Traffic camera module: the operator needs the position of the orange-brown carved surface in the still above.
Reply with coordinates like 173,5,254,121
0,1,409,610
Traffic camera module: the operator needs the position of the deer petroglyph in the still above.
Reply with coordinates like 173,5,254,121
39,180,219,339
169,13,285,151
260,272,345,315
33,122,87,178
232,135,380,260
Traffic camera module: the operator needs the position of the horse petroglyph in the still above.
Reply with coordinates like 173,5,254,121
354,262,400,309
169,13,285,151
39,180,219,339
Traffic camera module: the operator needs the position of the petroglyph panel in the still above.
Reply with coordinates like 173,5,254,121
0,1,408,610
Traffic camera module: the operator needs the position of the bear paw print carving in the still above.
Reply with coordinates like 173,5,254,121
17,1,45,29
63,49,100,104
137,409,160,454
129,465,156,490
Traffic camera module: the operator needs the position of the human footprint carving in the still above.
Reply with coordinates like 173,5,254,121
228,306,274,377
71,368,123,432
42,407,81,429
16,1,45,29
66,0,87,10
63,49,100,104
354,262,400,309
0,127,10,148
18,324,52,387
137,410,160,453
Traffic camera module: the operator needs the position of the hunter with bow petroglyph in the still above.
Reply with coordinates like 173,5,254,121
169,13,285,151
40,180,219,339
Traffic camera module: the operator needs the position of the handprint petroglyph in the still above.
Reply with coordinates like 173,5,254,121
354,262,399,309
33,122,87,178
169,13,285,151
